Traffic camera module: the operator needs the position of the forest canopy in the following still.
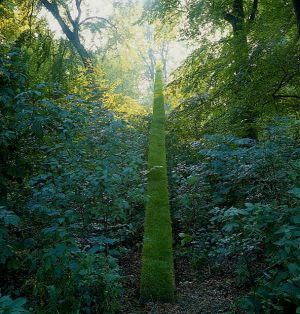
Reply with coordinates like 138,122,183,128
1,0,300,313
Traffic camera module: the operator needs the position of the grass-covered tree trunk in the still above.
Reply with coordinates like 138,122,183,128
140,66,175,302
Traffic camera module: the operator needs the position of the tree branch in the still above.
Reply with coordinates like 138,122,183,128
272,73,295,98
75,0,82,24
41,0,74,39
224,13,238,27
79,16,117,30
274,94,300,99
65,7,76,28
41,0,91,67
272,73,288,96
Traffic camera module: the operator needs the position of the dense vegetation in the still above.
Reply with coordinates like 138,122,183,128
1,0,300,313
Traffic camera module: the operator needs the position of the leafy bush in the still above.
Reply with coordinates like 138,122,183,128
0,296,28,314
0,48,147,313
203,198,300,313
27,232,121,313
168,125,300,312
0,206,21,265
169,127,300,229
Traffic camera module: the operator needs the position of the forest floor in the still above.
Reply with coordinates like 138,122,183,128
120,252,242,314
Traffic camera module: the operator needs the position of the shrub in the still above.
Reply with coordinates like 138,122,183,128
169,127,300,230
0,296,29,314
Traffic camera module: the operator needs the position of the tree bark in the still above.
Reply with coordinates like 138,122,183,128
293,0,300,37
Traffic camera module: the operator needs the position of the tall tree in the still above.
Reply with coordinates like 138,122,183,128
40,0,91,67
40,0,115,68
148,0,261,138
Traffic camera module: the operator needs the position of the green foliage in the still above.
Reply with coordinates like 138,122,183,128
0,46,147,312
140,66,175,302
207,201,300,313
2,0,300,312
29,237,121,313
169,123,300,230
0,296,29,314
168,123,300,311
157,7,300,312
0,206,20,264
163,0,299,140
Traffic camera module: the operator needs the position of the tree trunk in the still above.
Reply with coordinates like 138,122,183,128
293,0,300,37
225,0,248,57
224,0,257,140
41,0,91,67
232,0,245,33
0,184,7,207
0,183,8,208
224,0,245,33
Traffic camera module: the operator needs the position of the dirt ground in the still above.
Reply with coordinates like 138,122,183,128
120,252,241,314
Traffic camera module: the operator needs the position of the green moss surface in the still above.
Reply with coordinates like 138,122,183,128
140,66,175,302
